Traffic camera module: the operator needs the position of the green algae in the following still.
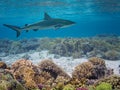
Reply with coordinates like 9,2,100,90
96,82,112,90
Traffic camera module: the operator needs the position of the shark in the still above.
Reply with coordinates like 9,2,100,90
3,12,75,37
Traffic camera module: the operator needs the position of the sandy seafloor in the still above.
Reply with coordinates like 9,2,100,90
0,50,120,76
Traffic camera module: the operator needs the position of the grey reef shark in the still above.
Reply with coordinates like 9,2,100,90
3,12,75,37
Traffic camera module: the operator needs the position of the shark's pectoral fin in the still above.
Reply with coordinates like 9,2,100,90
54,24,63,30
33,29,38,31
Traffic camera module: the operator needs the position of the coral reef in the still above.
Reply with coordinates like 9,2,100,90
72,62,94,80
38,59,70,79
0,65,26,90
0,80,26,90
11,59,39,89
103,50,120,60
0,57,119,90
95,75,120,90
76,87,88,90
0,36,120,60
63,84,75,90
0,61,7,69
11,59,70,89
0,39,12,56
89,57,105,66
10,41,22,54
88,57,107,79
20,38,40,52
72,57,107,80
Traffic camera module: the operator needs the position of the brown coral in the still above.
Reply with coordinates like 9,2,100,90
0,61,7,69
72,57,108,81
11,59,39,89
11,59,33,71
72,62,94,80
0,67,26,90
34,71,52,85
88,57,107,79
38,59,70,79
19,66,37,89
89,57,105,66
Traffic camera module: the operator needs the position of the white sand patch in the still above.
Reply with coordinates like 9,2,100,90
0,50,120,76
105,60,120,75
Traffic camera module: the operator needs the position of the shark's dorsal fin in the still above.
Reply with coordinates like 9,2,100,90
44,12,52,20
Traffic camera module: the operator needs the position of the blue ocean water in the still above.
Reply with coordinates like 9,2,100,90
0,0,120,39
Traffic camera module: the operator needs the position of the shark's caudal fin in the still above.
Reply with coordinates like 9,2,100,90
3,24,21,37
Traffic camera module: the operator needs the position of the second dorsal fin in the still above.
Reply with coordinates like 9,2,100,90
44,12,52,20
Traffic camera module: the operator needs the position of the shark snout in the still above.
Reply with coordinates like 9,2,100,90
71,21,76,24
68,21,76,25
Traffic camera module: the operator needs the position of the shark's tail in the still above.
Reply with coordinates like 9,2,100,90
3,24,21,37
